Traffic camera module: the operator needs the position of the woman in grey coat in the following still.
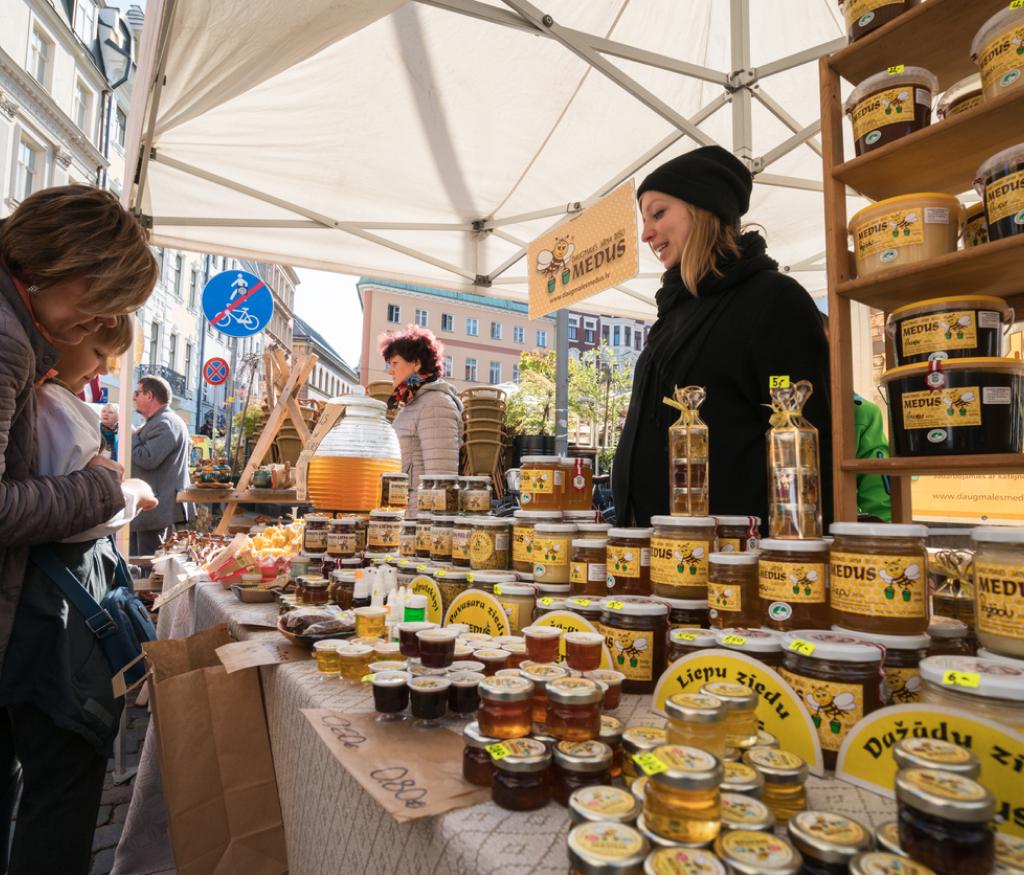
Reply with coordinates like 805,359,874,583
379,325,463,513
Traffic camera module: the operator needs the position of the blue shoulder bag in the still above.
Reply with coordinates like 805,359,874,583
30,541,157,690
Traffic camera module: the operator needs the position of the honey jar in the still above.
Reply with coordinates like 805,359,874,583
477,675,534,739
561,457,594,511
327,517,361,558
758,538,829,631
829,522,929,635
432,568,471,614
368,508,403,552
462,720,498,786
918,655,1024,732
644,848,726,875
700,682,758,750
512,510,563,574
571,538,609,596
841,630,930,706
416,474,438,512
379,472,409,509
552,740,613,806
303,514,331,552
532,522,577,584
642,744,723,845
567,822,649,875
546,676,603,741
664,692,727,757
313,640,342,677
667,628,717,662
971,526,1024,659
415,513,433,559
459,475,492,514
656,596,709,630
787,811,873,873
849,852,934,875
715,515,761,552
468,517,512,571
429,515,455,562
520,455,564,510
567,785,640,826
893,737,980,778
565,595,605,626
491,579,536,634
451,517,473,566
607,528,653,595
720,792,775,833
721,761,764,798
708,551,760,628
713,831,803,875
600,715,624,778
491,737,551,811
600,597,669,694
588,669,625,711
433,474,460,513
649,516,715,599
520,661,568,723
398,520,417,557
713,627,785,668
621,726,668,787
742,748,808,827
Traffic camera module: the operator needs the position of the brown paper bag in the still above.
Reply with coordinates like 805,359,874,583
145,625,288,875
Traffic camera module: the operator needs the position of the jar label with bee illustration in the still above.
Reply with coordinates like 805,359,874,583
650,537,710,586
532,537,569,567
844,0,909,24
707,579,742,612
369,523,401,549
571,561,607,584
985,169,1024,226
901,387,981,429
327,531,359,554
779,669,864,752
830,551,927,618
854,207,925,261
607,545,643,578
759,560,826,603
978,23,1024,94
415,526,433,553
850,85,930,143
974,560,1024,641
899,310,978,357
602,626,655,682
451,528,470,560
883,666,922,705
520,468,559,496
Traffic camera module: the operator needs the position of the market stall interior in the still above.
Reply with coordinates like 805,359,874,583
116,1,1024,874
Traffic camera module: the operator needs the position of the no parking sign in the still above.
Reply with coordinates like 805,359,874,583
203,357,230,386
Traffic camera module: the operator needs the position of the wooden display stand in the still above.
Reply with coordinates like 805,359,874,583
178,349,318,534
820,0,1024,523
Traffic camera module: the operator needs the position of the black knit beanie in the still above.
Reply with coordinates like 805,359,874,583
637,146,752,226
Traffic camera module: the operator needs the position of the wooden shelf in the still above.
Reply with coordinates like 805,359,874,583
178,488,233,502
842,454,1024,477
179,488,301,504
834,233,1024,312
827,0,1006,89
833,87,1024,200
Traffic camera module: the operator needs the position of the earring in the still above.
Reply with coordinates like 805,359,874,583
27,285,39,296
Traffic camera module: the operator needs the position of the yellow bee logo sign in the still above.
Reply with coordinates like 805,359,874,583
943,390,976,417
611,635,648,669
805,687,857,735
886,672,921,704
536,235,574,293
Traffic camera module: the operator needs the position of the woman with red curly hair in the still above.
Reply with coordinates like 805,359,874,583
379,325,462,512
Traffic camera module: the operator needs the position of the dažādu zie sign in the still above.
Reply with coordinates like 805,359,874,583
653,649,824,775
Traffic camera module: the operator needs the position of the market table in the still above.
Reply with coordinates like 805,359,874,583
115,565,896,875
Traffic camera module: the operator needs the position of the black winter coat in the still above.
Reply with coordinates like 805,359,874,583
612,232,832,530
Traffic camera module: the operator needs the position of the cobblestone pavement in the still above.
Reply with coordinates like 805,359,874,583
90,695,149,875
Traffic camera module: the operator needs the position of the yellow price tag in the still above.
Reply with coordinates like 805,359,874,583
383,555,393,562
769,375,790,389
486,742,510,760
418,565,429,573
722,635,747,646
466,574,475,584
887,64,905,75
539,597,554,607
494,584,503,596
606,600,625,610
676,633,698,642
788,639,816,656
942,670,981,689
633,752,668,776
361,673,376,683
572,598,592,606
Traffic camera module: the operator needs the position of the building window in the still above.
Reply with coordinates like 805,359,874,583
441,313,454,332
489,361,501,384
29,28,51,87
115,107,127,148
635,331,642,350
386,303,401,323
73,0,98,42
624,326,632,347
536,330,548,349
613,326,621,347
184,341,194,382
465,358,477,382
15,138,40,202
490,321,502,340
73,80,92,133
188,269,199,310
513,326,524,344
168,332,178,370
415,308,428,328
443,355,453,378
568,316,579,341
584,318,596,344
512,364,521,383
170,253,183,298
149,321,160,366
466,318,479,336
602,325,610,344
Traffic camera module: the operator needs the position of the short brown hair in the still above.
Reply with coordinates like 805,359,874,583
0,185,158,316
378,325,443,378
138,375,172,405
679,204,742,293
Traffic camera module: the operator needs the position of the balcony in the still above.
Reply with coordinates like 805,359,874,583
136,364,192,400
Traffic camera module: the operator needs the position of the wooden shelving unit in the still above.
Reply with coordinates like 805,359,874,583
177,487,301,505
820,0,1024,523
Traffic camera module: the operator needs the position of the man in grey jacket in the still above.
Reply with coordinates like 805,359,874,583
129,376,194,555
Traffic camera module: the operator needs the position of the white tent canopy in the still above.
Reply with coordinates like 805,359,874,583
127,0,858,321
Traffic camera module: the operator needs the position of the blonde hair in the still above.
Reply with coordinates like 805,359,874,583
0,185,158,316
679,204,743,293
95,315,136,356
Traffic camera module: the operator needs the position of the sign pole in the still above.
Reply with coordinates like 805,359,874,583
555,309,569,456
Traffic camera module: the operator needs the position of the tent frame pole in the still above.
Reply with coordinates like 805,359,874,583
754,119,822,173
729,0,753,166
750,85,823,158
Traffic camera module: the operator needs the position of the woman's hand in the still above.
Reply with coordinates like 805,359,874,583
123,478,157,511
88,454,124,480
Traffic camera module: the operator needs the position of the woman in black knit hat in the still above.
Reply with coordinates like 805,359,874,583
612,145,832,530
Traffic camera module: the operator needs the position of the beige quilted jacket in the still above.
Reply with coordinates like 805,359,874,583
391,381,463,513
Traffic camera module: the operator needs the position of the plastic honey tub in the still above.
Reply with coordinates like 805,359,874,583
975,144,1024,242
885,295,1012,367
972,4,1024,100
963,201,989,248
843,67,937,156
937,73,984,120
848,193,962,277
838,0,920,43
880,357,1024,456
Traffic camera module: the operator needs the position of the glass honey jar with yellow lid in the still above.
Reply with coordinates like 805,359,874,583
649,516,715,599
664,692,726,757
567,821,649,875
742,748,808,827
641,744,723,846
787,810,873,874
713,830,803,875
699,681,759,750
568,785,641,826
552,739,614,806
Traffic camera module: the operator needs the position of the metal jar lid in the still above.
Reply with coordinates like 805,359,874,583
742,748,808,786
700,681,758,711
519,662,569,689
713,830,803,875
635,813,711,850
554,740,613,773
720,792,775,832
568,785,641,826
850,851,936,875
643,848,727,875
895,767,996,823
647,745,723,791
600,715,623,745
567,821,649,875
873,821,904,857
463,720,499,749
996,832,1024,875
893,737,981,778
787,811,873,864
491,737,551,774
665,692,725,724
755,729,779,749
622,726,668,755
546,676,604,705
721,761,765,796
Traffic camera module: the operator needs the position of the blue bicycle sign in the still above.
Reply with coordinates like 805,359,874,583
201,269,274,338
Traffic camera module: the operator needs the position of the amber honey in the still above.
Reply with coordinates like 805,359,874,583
307,456,401,512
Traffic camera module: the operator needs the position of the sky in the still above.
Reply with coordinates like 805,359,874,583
292,270,366,368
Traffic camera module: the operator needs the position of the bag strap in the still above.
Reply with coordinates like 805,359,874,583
29,547,119,640
108,537,134,593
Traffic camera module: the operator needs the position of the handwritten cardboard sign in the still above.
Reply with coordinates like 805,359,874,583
215,637,308,673
301,709,490,821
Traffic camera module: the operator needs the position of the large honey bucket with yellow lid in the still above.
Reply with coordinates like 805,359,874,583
880,357,1024,456
971,4,1024,100
849,193,963,278
885,295,1013,367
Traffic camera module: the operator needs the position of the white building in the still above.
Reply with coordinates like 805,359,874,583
293,315,359,402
